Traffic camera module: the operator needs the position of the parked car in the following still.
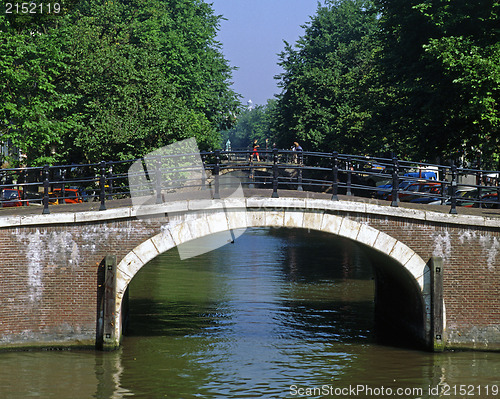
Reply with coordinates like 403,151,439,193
481,192,500,208
377,180,413,200
385,182,442,203
428,187,498,207
49,188,84,204
0,188,28,207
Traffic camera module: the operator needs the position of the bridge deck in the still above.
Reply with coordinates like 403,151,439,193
1,188,500,220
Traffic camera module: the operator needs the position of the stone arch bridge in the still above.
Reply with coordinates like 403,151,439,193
0,192,499,352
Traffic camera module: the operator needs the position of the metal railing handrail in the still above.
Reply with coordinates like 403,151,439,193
1,149,500,215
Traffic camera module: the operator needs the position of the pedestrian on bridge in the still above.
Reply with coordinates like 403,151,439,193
251,139,260,162
292,141,303,163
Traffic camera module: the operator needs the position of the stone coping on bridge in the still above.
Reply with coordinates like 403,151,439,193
1,189,500,229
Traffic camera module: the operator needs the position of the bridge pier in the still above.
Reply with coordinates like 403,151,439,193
430,257,445,352
98,255,119,351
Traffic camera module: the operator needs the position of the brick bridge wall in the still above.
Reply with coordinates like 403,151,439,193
0,197,498,351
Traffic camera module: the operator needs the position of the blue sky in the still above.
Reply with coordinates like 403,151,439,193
208,1,322,106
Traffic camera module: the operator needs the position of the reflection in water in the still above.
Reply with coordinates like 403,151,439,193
0,228,498,398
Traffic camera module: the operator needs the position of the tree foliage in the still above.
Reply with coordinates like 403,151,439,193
0,0,239,165
273,0,500,165
273,0,380,153
222,100,277,150
374,0,500,164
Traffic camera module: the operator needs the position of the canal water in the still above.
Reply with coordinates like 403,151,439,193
0,228,499,398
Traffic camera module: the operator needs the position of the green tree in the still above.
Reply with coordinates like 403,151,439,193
0,14,80,165
272,0,380,153
374,0,500,164
0,0,239,165
222,100,277,150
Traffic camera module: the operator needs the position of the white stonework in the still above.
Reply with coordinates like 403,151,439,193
150,230,176,254
321,214,343,235
284,210,304,228
132,238,160,265
339,217,361,241
303,211,324,230
390,241,416,266
356,224,380,247
372,232,397,255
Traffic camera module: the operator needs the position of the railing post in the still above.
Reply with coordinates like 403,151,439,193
272,147,279,198
155,156,162,204
439,166,446,205
346,157,352,196
20,168,26,206
477,170,483,208
61,168,66,205
497,180,500,208
99,161,107,211
249,149,255,188
214,150,220,199
108,165,114,200
42,164,50,215
391,157,399,207
201,153,206,190
331,151,339,201
449,164,458,214
297,151,303,191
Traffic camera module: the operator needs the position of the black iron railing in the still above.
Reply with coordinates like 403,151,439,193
1,149,499,215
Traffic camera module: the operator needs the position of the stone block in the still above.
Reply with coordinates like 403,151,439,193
132,238,160,265
150,230,176,254
390,241,415,266
266,210,285,227
74,208,130,223
117,251,141,282
226,210,248,230
21,213,75,226
339,217,361,240
186,217,211,240
169,222,193,245
320,213,342,235
373,232,397,255
284,210,304,229
356,223,379,247
246,210,266,227
404,253,427,280
207,212,230,234
0,216,21,227
303,211,324,231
